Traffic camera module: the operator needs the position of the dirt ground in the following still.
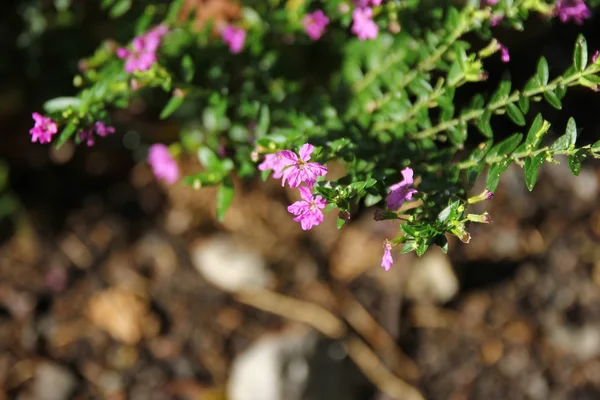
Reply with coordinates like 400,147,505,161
1,139,600,399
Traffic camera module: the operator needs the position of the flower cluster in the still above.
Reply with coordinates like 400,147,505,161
555,0,591,24
116,25,169,73
78,122,116,147
221,25,246,54
147,144,180,184
303,10,329,41
351,4,379,40
29,113,58,144
258,143,328,230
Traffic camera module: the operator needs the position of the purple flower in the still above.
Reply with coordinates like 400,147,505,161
386,167,418,211
351,7,379,40
94,121,115,137
287,186,327,230
116,25,168,73
490,15,503,26
303,10,329,40
148,144,180,184
280,144,328,188
381,240,393,271
555,0,591,24
78,122,115,147
258,152,291,179
29,112,58,144
78,129,95,147
482,0,500,5
499,43,510,63
354,0,382,7
222,25,246,54
593,50,599,63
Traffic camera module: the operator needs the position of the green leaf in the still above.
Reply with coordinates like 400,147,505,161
255,106,270,138
505,103,526,126
486,159,512,192
486,133,523,161
135,7,155,35
101,0,115,9
197,147,222,171
166,0,185,23
182,171,222,188
216,178,234,222
574,34,588,72
109,0,132,18
543,91,562,109
592,140,600,152
524,153,545,191
489,79,511,105
336,217,347,229
568,153,582,176
551,117,577,151
537,57,549,85
518,95,529,114
525,113,544,147
159,95,185,119
55,122,77,149
475,110,493,138
43,97,81,113
181,55,195,83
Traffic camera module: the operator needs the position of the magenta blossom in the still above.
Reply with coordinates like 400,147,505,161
354,0,382,7
280,144,328,188
555,0,591,24
287,186,327,230
351,7,379,40
94,121,115,137
29,112,58,144
593,50,599,64
258,152,291,179
303,10,329,40
381,240,393,271
499,43,510,63
116,25,168,73
148,144,180,184
222,25,246,54
386,167,418,211
78,122,116,147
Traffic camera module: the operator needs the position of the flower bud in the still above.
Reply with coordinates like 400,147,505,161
467,212,492,224
467,189,494,204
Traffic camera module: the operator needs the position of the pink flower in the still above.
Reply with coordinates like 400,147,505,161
593,50,599,63
78,122,115,147
78,129,95,147
287,186,327,230
29,112,58,144
555,0,591,24
386,167,418,210
222,25,246,54
148,144,180,184
303,10,329,40
351,7,379,40
482,0,500,5
490,15,503,26
258,152,291,179
499,43,510,63
354,0,382,7
381,240,393,271
94,121,115,137
116,25,168,73
280,144,328,188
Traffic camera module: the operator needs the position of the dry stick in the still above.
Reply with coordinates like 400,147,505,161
233,288,425,400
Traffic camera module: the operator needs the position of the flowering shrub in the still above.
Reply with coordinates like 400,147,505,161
33,0,600,270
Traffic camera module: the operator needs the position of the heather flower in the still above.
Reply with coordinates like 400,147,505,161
468,189,494,204
386,167,418,210
351,7,379,40
78,129,95,147
94,121,115,137
303,10,329,40
499,43,510,63
593,50,599,63
381,240,393,271
29,112,58,144
354,0,382,7
287,186,327,230
555,0,590,24
258,152,291,179
148,144,180,184
482,0,500,5
280,144,328,188
116,25,168,73
490,15,503,26
222,25,246,54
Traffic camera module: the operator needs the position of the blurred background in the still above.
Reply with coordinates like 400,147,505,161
4,1,600,399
